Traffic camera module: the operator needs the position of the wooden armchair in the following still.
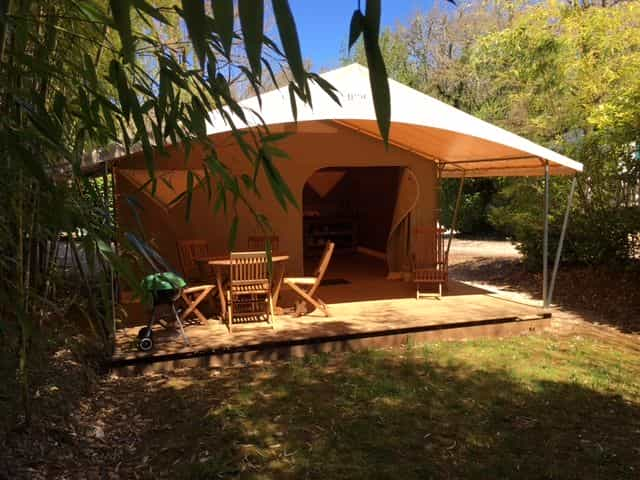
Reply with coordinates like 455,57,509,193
177,239,215,282
247,235,279,252
176,239,217,321
412,226,448,299
226,251,274,332
283,241,334,317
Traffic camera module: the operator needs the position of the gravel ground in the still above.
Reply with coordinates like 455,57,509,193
448,237,520,265
447,237,640,341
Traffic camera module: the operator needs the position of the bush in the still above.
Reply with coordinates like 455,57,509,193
440,178,501,235
494,206,640,271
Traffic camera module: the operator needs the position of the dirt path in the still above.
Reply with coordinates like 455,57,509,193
448,237,520,264
448,237,640,346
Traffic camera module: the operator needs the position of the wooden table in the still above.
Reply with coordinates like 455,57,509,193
195,255,289,320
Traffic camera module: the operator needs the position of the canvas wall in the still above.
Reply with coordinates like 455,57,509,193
114,121,438,276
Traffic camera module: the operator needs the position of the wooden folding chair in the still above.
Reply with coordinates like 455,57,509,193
283,241,334,317
177,239,215,282
226,251,274,332
412,226,448,299
176,239,217,322
247,235,279,252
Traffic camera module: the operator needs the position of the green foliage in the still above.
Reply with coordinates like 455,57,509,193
441,178,501,235
348,1,640,267
475,2,640,267
0,0,390,425
347,0,392,145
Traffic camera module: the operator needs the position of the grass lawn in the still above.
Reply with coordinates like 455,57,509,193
89,334,640,479
3,333,640,478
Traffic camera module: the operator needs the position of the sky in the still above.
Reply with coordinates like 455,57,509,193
289,1,442,70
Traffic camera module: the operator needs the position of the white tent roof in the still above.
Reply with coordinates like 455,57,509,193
208,63,582,178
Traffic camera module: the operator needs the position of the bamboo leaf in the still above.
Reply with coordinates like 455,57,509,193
212,0,234,57
288,83,298,121
263,143,288,158
348,9,364,50
73,0,110,23
190,95,207,136
308,73,341,106
237,65,262,107
84,53,98,90
110,0,134,63
362,7,390,145
53,92,66,121
272,0,305,88
262,56,280,90
132,0,168,23
261,149,298,210
238,0,264,78
109,60,131,120
364,0,381,39
181,0,208,67
214,185,227,213
262,132,291,143
186,170,194,220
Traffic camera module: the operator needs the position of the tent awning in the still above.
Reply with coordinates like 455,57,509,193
207,63,583,178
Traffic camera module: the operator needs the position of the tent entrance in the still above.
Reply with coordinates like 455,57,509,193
302,166,407,279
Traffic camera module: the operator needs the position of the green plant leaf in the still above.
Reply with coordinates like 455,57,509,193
73,0,110,24
272,0,305,89
348,9,364,51
362,7,390,145
288,83,298,121
109,60,131,120
110,0,134,63
132,0,168,23
186,170,194,220
212,0,234,57
364,0,381,39
83,53,98,90
181,0,208,67
238,0,264,78
308,73,341,106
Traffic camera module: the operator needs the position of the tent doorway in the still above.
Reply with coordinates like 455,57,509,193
302,166,413,285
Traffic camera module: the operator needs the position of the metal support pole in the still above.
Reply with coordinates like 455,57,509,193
542,162,550,309
446,172,465,263
547,175,577,307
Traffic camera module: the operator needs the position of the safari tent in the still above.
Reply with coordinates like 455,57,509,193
110,63,583,303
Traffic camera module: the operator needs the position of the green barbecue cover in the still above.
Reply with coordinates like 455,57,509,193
141,272,186,292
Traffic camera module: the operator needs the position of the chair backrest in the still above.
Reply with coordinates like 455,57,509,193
309,241,335,296
413,226,446,270
229,251,270,287
177,239,211,281
247,235,279,252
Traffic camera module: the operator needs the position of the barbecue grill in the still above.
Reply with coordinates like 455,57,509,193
138,272,189,351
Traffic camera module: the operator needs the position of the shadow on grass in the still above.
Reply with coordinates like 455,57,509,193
6,336,638,479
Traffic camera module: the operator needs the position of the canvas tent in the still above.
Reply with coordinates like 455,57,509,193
208,63,583,178
110,63,582,306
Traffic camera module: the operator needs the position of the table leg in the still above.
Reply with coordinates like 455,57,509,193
216,268,226,321
272,263,286,311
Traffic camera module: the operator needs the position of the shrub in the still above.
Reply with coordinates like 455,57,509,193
491,202,640,270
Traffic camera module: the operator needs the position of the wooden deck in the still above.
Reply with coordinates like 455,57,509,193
111,254,550,374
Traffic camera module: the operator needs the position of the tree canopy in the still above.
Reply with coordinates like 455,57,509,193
346,0,640,264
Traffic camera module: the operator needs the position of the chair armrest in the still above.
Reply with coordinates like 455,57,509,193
183,284,216,294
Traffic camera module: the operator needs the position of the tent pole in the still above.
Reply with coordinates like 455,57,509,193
446,172,465,263
542,162,550,309
547,175,577,307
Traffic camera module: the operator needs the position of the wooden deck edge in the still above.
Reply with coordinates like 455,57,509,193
108,313,552,376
